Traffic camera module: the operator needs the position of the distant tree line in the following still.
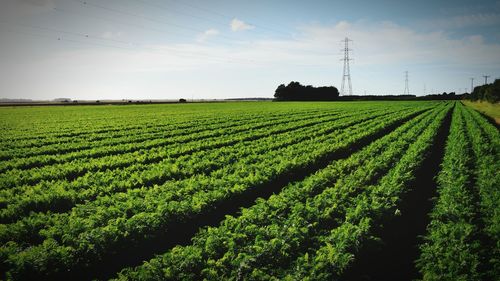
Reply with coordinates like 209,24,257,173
464,79,500,103
273,80,499,102
336,93,464,101
416,92,463,101
338,95,416,101
274,82,339,101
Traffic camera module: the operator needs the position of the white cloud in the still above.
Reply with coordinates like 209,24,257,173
334,21,351,30
2,19,500,99
196,28,219,42
296,20,500,67
13,21,500,72
230,18,254,32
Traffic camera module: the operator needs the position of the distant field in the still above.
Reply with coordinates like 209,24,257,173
463,100,500,125
0,101,498,280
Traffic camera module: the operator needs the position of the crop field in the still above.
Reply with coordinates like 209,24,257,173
0,101,498,280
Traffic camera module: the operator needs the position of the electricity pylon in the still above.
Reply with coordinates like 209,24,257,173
340,37,353,96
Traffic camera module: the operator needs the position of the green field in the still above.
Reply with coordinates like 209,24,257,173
0,101,498,280
463,100,500,125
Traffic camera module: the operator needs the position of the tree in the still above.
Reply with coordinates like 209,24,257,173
468,79,500,103
274,81,339,101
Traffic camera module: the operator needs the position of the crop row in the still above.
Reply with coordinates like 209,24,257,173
0,107,200,143
417,103,500,280
112,101,450,281
0,107,338,164
0,105,431,279
0,107,402,246
461,105,500,278
277,102,450,280
0,106,420,246
0,108,344,173
0,108,395,223
0,108,368,188
0,108,329,161
0,107,389,206
0,104,250,142
416,101,484,280
0,103,351,144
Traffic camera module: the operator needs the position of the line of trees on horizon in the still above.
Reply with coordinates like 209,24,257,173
273,81,468,101
464,79,500,103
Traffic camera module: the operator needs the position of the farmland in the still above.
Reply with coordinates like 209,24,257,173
0,101,498,280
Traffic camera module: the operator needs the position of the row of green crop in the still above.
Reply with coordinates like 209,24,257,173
0,108,393,223
0,110,283,159
112,101,450,281
0,104,258,141
0,108,328,161
0,107,387,205
416,104,483,280
0,109,366,188
416,103,500,280
281,102,448,280
0,110,254,153
464,102,500,155
461,105,499,278
0,107,409,246
0,107,419,246
0,102,426,151
0,105,431,279
0,102,352,144
0,108,342,172
0,107,207,143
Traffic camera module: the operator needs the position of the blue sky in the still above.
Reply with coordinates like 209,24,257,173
0,0,499,100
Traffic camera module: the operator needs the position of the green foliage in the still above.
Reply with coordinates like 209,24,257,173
417,104,482,280
466,79,500,103
417,103,500,280
1,101,497,280
114,103,450,280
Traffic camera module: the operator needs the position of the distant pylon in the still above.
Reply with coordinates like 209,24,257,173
470,78,474,93
483,75,490,84
404,71,409,95
340,37,353,96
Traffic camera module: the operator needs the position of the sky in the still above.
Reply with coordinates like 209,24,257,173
0,0,499,100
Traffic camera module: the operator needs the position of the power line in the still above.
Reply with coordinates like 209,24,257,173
130,0,335,56
53,6,188,40
1,21,334,68
76,0,209,36
166,0,295,39
340,37,353,96
1,12,269,65
76,0,283,45
2,1,338,68
54,5,246,50
71,1,335,57
1,27,134,51
140,0,331,51
132,0,228,27
0,19,133,46
0,23,260,65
